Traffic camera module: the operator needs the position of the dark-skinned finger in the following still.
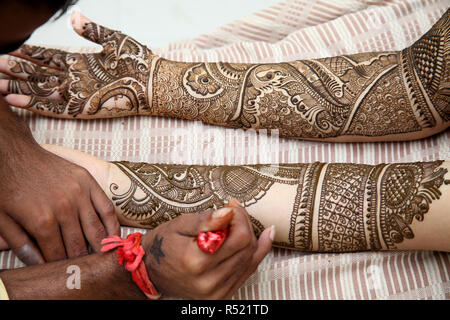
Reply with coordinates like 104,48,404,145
0,235,9,251
89,180,120,236
199,242,255,299
78,197,108,252
181,206,257,273
207,205,258,262
206,225,273,299
0,211,44,265
223,226,274,299
57,211,89,258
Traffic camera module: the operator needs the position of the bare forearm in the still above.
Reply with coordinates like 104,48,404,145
107,161,450,253
0,252,144,300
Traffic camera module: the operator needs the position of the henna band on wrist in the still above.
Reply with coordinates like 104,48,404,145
101,233,161,300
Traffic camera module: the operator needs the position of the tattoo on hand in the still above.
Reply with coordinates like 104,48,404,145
110,161,449,252
149,234,165,265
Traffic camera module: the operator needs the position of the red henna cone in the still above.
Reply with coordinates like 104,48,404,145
197,207,233,255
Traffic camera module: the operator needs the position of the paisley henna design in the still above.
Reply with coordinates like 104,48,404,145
110,161,448,252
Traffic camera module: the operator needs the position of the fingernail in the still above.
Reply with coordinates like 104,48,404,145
269,225,276,241
212,207,233,219
15,244,45,266
229,198,244,208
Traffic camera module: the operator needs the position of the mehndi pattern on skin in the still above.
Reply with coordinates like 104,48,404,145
4,10,449,141
149,10,449,139
110,161,449,252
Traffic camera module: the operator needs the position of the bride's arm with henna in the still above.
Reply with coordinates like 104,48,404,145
104,159,450,253
1,11,448,142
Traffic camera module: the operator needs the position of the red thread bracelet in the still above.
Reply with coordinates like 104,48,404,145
101,233,161,300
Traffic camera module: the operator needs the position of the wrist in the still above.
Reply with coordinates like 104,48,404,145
99,250,147,300
101,233,161,299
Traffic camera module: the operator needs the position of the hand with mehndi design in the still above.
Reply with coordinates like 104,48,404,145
0,12,152,119
141,201,274,299
1,11,449,142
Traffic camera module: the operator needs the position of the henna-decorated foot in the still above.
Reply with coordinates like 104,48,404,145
0,12,154,119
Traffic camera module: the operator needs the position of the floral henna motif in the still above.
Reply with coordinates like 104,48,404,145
110,161,448,252
377,162,449,249
315,161,448,252
7,59,62,97
150,10,449,139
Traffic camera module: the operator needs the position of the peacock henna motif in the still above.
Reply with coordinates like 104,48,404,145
109,161,449,252
149,10,449,139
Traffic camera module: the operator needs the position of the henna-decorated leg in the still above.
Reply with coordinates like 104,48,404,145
42,144,450,253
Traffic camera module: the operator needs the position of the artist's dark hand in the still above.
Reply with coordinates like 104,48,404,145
0,12,153,119
142,201,274,300
0,100,120,265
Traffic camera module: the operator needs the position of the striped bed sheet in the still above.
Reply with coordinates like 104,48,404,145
0,0,449,300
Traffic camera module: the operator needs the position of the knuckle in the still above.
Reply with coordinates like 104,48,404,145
55,197,72,214
194,278,215,297
73,166,89,178
35,212,56,231
234,228,253,248
183,255,206,275
68,182,83,195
